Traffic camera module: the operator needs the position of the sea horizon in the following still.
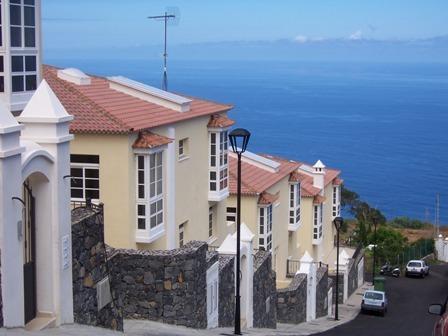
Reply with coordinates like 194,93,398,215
44,57,448,225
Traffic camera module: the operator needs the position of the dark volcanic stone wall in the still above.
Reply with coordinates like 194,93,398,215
276,273,307,324
109,241,208,329
218,255,235,327
71,207,123,331
253,251,277,329
316,267,329,318
329,272,344,304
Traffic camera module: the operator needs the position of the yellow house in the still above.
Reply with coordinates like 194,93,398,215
227,152,342,287
44,65,234,250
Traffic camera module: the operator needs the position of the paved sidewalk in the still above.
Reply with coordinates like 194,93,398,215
0,284,371,336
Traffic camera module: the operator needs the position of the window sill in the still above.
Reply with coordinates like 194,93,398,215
178,155,190,162
288,222,302,232
312,237,323,246
208,189,229,202
136,226,165,244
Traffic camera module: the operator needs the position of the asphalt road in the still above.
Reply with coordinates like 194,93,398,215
316,264,448,336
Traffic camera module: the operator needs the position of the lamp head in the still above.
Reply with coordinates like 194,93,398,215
333,216,343,231
229,128,251,154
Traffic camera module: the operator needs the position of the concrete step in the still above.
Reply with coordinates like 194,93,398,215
25,313,56,331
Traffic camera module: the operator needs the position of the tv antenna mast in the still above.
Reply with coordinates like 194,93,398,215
435,193,440,236
148,7,180,91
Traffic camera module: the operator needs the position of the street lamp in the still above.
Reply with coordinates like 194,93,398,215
229,128,251,335
372,216,378,286
333,216,343,321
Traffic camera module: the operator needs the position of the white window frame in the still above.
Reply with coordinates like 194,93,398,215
332,185,341,218
258,205,273,251
70,155,100,202
288,182,301,231
11,55,37,93
313,203,323,243
179,222,185,247
178,137,189,161
226,207,236,223
135,151,165,243
208,129,229,201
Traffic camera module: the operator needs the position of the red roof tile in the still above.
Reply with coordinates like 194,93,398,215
132,131,173,149
43,65,233,134
333,177,344,186
313,195,326,204
229,154,300,196
207,114,235,128
258,192,280,205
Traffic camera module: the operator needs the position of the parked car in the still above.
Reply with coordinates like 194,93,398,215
361,290,388,316
380,263,401,277
405,260,429,278
429,299,448,336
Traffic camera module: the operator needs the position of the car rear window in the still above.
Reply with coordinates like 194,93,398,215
408,262,422,267
364,292,383,300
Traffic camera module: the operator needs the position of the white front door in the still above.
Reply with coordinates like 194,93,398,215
207,262,219,329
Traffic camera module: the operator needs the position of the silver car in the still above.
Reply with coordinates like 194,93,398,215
361,290,388,316
405,260,429,278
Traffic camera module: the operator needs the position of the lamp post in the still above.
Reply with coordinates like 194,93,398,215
333,216,343,321
229,128,251,335
372,216,378,286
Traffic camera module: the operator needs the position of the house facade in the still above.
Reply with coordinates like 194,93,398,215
227,152,342,287
44,66,234,250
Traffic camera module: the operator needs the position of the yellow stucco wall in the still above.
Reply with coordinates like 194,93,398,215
71,133,136,249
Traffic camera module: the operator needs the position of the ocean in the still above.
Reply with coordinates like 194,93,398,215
45,58,448,224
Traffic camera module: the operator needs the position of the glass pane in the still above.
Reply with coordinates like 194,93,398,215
138,185,144,199
150,216,156,228
10,0,21,3
25,56,36,71
138,156,144,169
138,170,144,183
10,27,22,47
71,154,99,164
0,56,3,72
71,189,83,199
25,75,37,91
0,27,2,47
70,168,83,177
24,6,35,26
156,180,162,194
12,76,24,92
10,5,21,25
150,167,155,182
157,213,163,225
11,56,23,72
150,202,156,214
25,27,35,47
24,0,35,4
210,182,216,191
85,169,99,178
71,178,83,188
138,204,145,216
85,179,99,189
86,189,99,199
0,77,4,93
157,199,163,210
156,152,162,165
157,165,162,179
138,218,145,230
150,183,155,198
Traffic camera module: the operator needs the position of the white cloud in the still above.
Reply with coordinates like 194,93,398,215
294,35,309,43
349,30,363,40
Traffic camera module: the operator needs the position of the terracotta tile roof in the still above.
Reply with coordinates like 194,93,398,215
207,114,235,128
132,131,173,149
258,192,280,205
229,153,300,196
333,177,344,186
300,174,321,197
324,168,341,186
290,171,306,183
43,65,233,134
313,195,326,204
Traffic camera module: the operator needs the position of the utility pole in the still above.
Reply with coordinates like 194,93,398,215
148,12,176,91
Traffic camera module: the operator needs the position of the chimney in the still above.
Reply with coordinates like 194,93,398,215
312,160,326,190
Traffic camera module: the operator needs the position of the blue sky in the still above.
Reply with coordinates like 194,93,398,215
43,0,448,50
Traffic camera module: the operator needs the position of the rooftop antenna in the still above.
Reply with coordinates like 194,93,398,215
148,7,180,91
435,193,440,237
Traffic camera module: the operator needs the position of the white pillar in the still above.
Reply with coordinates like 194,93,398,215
298,251,317,321
337,249,350,303
0,103,25,327
17,80,74,325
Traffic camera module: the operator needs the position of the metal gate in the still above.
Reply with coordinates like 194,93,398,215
23,182,36,324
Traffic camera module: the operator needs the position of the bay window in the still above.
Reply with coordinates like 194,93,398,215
288,183,301,230
208,130,229,201
259,205,273,251
10,0,36,48
313,204,323,243
332,186,341,218
136,151,164,242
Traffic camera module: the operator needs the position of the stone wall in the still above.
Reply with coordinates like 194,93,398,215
348,251,364,298
108,241,208,329
328,272,344,304
316,267,329,318
218,255,235,327
253,251,277,329
71,206,123,331
276,273,307,324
